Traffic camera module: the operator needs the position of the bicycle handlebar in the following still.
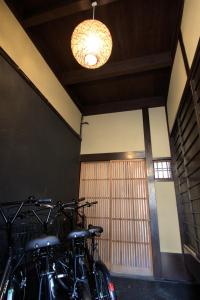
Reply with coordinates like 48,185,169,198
78,197,85,202
89,201,98,205
0,197,52,207
36,198,52,205
77,201,98,210
61,197,85,208
0,196,52,225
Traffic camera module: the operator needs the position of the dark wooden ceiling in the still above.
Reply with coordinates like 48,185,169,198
6,0,184,115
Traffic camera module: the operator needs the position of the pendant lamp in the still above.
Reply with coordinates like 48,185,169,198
71,1,112,69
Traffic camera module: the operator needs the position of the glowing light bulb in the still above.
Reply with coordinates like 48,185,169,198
85,54,98,66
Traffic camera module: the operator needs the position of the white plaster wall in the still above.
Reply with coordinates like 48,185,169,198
149,107,181,253
167,0,200,131
149,107,171,158
81,110,144,154
167,42,187,131
155,182,182,253
181,0,200,67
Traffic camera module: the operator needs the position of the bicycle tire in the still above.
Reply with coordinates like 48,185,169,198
94,261,117,300
38,275,56,300
76,282,92,300
6,286,15,300
6,276,26,300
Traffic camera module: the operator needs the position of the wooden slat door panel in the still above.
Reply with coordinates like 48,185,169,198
79,161,110,266
79,159,153,276
110,160,152,275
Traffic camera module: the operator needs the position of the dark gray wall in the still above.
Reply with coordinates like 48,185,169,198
0,50,81,204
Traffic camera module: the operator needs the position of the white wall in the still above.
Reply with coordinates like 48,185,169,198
181,0,200,67
155,182,182,253
81,110,145,154
167,43,187,131
167,0,200,131
0,0,81,133
81,107,182,253
149,107,171,158
149,107,181,253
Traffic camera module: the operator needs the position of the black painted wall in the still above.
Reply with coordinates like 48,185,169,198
0,51,81,204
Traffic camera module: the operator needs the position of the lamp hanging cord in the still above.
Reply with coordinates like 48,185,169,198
92,1,97,20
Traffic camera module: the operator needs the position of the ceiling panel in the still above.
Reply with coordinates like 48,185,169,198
5,0,184,115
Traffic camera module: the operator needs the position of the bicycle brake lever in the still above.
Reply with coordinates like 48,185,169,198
63,206,75,210
37,204,54,209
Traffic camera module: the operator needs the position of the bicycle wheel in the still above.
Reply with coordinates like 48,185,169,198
38,275,57,300
76,282,92,300
6,273,26,300
94,262,117,300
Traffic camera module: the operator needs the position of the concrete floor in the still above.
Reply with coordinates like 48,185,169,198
113,277,200,300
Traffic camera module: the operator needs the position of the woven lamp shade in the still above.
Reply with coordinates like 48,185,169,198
71,19,112,69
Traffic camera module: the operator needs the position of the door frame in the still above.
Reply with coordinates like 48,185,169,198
80,112,162,279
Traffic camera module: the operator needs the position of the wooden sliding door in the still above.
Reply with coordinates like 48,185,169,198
79,161,110,265
110,160,152,275
79,159,153,276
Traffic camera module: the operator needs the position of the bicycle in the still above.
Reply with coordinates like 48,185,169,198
22,201,64,300
0,196,53,300
46,199,94,299
64,199,117,300
35,197,118,300
25,234,61,300
1,197,117,300
23,198,93,300
87,224,117,300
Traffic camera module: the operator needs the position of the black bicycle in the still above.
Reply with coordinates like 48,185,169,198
22,198,93,300
76,201,117,300
0,197,117,300
60,198,117,300
0,196,53,300
22,200,65,300
46,199,94,299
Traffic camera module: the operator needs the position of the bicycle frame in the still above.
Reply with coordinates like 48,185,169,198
36,250,56,300
70,239,91,299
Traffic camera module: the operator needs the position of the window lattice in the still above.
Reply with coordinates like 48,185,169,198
153,160,172,180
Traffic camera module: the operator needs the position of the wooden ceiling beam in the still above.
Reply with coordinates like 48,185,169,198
82,96,165,115
61,52,171,85
23,0,119,28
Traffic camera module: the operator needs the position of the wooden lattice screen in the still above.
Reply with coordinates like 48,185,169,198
79,160,153,276
171,45,200,258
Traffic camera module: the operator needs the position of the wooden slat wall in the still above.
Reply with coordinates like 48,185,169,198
79,160,153,276
171,44,200,259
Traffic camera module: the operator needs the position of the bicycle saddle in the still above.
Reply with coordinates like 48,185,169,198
67,229,90,240
25,235,60,251
88,224,103,235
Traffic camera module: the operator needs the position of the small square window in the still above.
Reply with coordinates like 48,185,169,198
153,160,172,180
